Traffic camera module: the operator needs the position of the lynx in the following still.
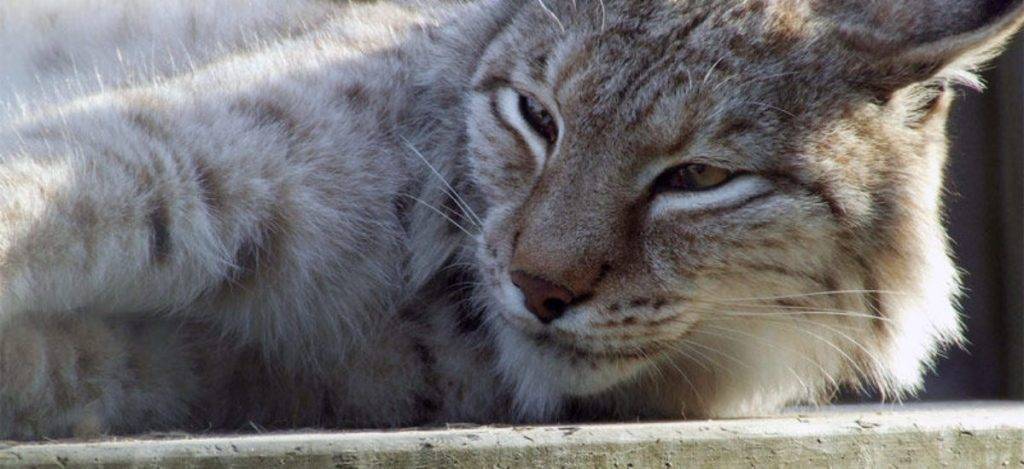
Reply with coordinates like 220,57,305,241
1,0,1022,440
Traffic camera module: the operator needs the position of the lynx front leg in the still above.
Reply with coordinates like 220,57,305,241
0,111,242,321
0,85,368,325
0,315,199,440
0,41,407,365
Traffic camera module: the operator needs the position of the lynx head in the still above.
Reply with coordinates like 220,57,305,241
461,0,1024,420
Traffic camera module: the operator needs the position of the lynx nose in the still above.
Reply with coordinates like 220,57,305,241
510,271,576,324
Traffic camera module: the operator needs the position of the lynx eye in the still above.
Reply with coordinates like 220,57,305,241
517,93,558,144
652,164,734,194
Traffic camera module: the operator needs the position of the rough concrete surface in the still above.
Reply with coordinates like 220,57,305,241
1,402,1023,467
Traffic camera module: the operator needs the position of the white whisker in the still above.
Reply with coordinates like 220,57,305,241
702,57,726,89
534,0,566,34
400,136,483,227
664,342,714,374
712,290,906,302
676,338,748,377
764,320,870,385
655,351,706,409
693,308,893,324
701,311,865,331
400,194,476,237
698,323,837,391
738,310,888,323
697,324,817,397
740,100,796,118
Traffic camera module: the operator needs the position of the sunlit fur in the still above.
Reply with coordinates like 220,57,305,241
0,0,1022,439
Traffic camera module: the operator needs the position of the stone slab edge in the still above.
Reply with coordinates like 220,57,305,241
2,402,1023,467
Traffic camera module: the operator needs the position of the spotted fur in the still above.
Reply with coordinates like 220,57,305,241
0,0,1022,439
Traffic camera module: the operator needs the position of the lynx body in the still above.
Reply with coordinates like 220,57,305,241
0,0,1022,439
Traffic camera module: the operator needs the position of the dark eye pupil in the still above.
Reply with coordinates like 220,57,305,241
652,164,733,194
518,94,558,144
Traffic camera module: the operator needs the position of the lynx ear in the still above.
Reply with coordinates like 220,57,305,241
836,0,1024,95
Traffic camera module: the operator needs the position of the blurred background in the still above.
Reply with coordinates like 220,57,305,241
923,32,1024,400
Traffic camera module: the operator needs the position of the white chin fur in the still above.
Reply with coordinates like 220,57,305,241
493,326,647,421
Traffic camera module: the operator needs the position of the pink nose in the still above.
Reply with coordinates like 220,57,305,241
510,271,577,324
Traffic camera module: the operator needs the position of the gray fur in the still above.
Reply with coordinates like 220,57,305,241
0,0,1021,439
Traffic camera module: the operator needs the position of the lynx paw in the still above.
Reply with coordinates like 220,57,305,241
0,316,119,440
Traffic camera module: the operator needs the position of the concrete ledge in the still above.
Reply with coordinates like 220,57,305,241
2,402,1023,467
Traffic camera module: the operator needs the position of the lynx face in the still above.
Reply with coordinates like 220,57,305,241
464,0,1023,418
